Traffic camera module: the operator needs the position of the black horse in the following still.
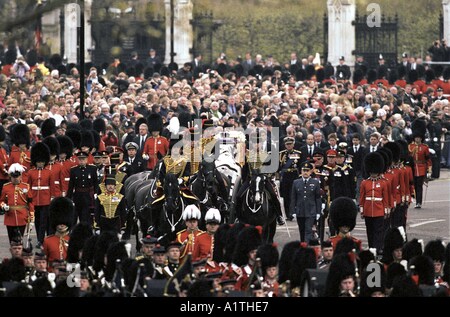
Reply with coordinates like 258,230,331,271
147,173,199,246
190,158,230,228
236,174,277,243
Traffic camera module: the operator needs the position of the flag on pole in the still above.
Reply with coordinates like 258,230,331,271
35,1,43,51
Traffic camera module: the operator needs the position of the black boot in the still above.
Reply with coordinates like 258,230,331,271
276,216,285,226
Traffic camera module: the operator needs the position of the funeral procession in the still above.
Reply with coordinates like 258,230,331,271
0,0,449,298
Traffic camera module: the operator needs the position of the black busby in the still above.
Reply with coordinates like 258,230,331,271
397,65,406,79
178,112,192,130
147,113,163,133
409,255,435,285
56,135,74,158
316,67,325,83
386,262,407,289
91,130,100,151
423,240,446,263
388,68,399,85
66,222,93,263
425,69,435,83
381,227,406,265
11,124,30,147
402,238,423,262
42,136,60,157
378,147,392,170
135,117,148,135
30,142,50,166
93,118,106,135
358,249,376,272
231,226,262,267
324,64,335,79
223,223,246,264
364,152,385,174
49,197,74,230
104,241,130,282
334,237,360,256
408,69,418,83
79,119,93,131
295,68,306,81
40,118,56,138
256,243,279,274
367,69,377,84
324,253,357,297
353,68,364,84
383,142,401,163
305,64,316,80
278,240,302,283
65,129,81,150
329,197,357,232
80,130,94,150
411,118,427,140
212,224,231,263
289,247,318,288
390,275,421,297
0,125,6,142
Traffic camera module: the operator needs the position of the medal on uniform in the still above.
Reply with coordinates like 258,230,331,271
23,188,28,193
376,183,380,188
157,141,161,144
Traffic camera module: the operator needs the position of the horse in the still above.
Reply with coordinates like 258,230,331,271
235,174,277,243
215,143,242,222
190,157,230,228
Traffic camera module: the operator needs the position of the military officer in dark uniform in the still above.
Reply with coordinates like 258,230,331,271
278,137,301,221
335,56,351,80
427,112,445,179
124,142,146,177
152,244,167,279
312,152,328,242
94,174,127,234
92,151,105,185
67,151,99,227
163,241,182,279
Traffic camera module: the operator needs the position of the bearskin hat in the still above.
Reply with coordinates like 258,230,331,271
40,118,56,138
390,275,421,297
223,223,246,263
443,67,450,81
147,113,163,133
378,147,392,170
0,125,6,142
364,152,384,174
93,118,106,135
411,118,427,140
278,240,301,284
289,247,317,288
397,65,406,79
386,262,407,289
377,67,387,79
295,68,306,81
353,68,364,84
212,224,231,263
178,112,192,130
367,69,377,84
383,142,401,163
305,64,316,80
360,262,386,297
79,119,93,131
257,243,279,274
423,240,446,263
388,68,398,84
402,239,424,262
135,117,148,135
232,225,262,267
425,69,435,83
330,197,357,232
358,249,376,272
67,222,93,263
65,129,81,149
324,253,357,297
11,124,30,147
42,136,60,157
91,130,100,150
56,135,74,158
334,237,360,256
216,63,228,76
262,67,274,78
381,227,406,265
316,67,325,83
324,64,335,79
80,130,94,149
30,142,50,166
81,235,99,267
409,255,435,285
230,64,244,78
104,241,130,282
49,197,74,230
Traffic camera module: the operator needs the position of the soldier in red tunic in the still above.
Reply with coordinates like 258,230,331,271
43,197,74,269
193,208,221,262
8,124,31,183
329,197,362,251
57,135,77,197
408,119,432,209
360,152,391,254
42,136,62,198
0,125,10,196
142,113,169,170
0,163,34,243
29,142,58,247
257,243,280,297
176,204,204,261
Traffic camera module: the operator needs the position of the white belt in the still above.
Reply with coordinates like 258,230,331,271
54,181,60,184
64,178,70,181
32,186,50,190
365,197,382,201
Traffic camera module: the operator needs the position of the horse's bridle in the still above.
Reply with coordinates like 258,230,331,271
164,195,185,232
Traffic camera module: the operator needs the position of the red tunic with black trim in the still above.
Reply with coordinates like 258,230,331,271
0,182,34,226
329,234,362,251
176,228,204,261
408,143,431,177
359,176,390,218
143,136,169,170
192,231,214,261
28,167,57,206
48,162,62,198
8,146,31,182
43,233,69,269
60,156,78,195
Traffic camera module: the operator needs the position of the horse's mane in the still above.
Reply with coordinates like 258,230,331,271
164,173,179,197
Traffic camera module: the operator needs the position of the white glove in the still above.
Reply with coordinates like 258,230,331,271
94,194,98,199
429,148,436,155
316,213,321,221
142,154,149,160
3,205,9,212
321,203,325,212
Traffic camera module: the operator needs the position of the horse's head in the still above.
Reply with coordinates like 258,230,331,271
163,173,180,212
200,158,216,191
250,174,267,204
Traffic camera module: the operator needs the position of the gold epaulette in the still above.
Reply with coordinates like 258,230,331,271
70,165,77,169
135,255,144,261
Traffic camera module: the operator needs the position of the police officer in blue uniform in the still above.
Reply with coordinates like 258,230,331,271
278,137,302,221
67,151,99,227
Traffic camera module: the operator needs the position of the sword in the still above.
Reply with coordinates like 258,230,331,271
24,222,34,250
275,180,291,238
423,178,429,206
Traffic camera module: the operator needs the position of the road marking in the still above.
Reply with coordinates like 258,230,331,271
409,219,446,228
422,200,450,203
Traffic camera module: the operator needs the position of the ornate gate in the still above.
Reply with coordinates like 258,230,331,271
191,11,222,64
